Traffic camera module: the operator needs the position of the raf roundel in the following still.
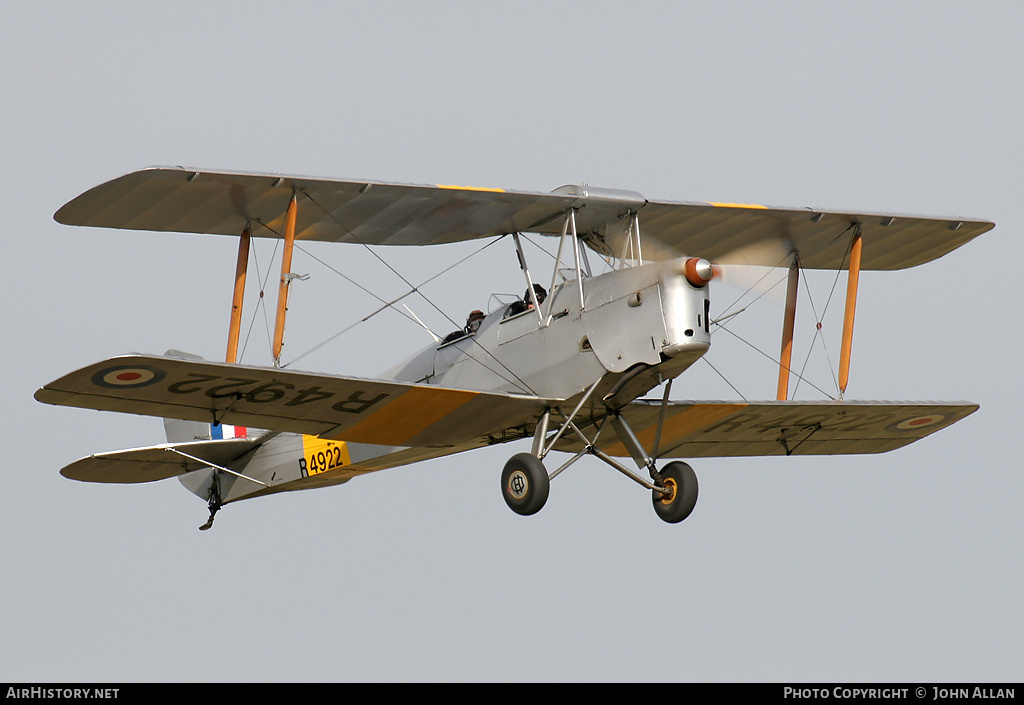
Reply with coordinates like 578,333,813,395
886,414,948,432
91,365,167,389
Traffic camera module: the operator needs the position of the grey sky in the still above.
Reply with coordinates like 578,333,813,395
3,1,1021,682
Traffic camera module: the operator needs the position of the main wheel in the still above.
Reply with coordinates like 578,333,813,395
652,461,698,523
501,453,549,516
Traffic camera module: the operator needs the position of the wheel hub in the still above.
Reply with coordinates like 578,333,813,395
507,470,529,499
658,476,678,505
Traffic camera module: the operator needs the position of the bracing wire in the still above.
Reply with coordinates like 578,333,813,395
700,357,748,401
708,232,867,402
711,323,837,400
283,236,506,370
791,238,851,397
708,248,841,401
237,228,280,364
272,192,537,394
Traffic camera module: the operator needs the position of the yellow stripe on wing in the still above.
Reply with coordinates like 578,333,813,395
437,185,506,193
603,403,748,457
328,387,479,446
708,202,768,209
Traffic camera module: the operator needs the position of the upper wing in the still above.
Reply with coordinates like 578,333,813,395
35,354,553,448
55,167,993,270
53,167,593,246
556,400,979,458
603,199,994,271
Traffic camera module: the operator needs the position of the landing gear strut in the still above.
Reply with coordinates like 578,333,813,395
199,473,222,531
498,394,700,524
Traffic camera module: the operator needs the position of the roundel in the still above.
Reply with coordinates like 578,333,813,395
91,365,167,389
886,414,947,432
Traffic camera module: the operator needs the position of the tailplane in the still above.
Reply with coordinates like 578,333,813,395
59,437,259,485
60,349,266,530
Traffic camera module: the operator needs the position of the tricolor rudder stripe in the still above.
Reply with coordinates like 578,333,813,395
211,423,247,440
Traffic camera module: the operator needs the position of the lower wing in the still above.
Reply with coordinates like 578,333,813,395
558,399,978,458
35,353,554,449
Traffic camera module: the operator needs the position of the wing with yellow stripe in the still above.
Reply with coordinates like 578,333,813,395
55,167,993,270
555,400,978,458
607,199,994,271
54,167,584,246
35,354,553,449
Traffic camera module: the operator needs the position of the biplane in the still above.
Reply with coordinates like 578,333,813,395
35,167,994,529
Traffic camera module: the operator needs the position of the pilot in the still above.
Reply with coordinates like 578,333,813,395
465,309,485,334
442,310,486,344
526,284,547,308
507,284,547,316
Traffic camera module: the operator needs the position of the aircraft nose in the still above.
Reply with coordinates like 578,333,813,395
684,258,714,287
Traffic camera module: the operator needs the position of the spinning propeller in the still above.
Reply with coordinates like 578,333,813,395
675,238,796,301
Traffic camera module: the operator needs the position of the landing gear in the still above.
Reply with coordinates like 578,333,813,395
198,473,222,531
498,399,701,524
198,501,221,531
501,453,549,516
651,461,698,524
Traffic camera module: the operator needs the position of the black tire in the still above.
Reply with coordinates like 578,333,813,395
501,453,549,516
652,461,698,523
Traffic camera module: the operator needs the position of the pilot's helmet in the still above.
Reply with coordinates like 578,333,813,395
466,309,485,332
525,284,547,305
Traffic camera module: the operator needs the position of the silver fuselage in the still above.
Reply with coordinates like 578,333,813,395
384,257,711,404
180,258,712,505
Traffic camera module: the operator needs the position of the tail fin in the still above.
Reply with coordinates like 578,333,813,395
164,417,212,443
156,351,246,511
